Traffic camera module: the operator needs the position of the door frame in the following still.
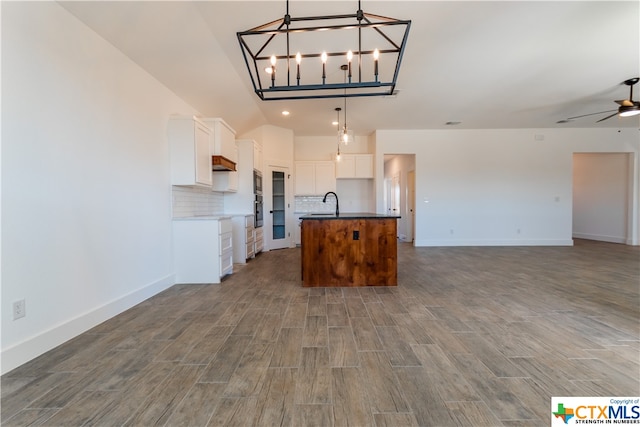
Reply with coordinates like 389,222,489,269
265,165,292,250
572,152,637,245
407,169,416,243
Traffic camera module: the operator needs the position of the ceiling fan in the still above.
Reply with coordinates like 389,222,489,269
557,77,640,124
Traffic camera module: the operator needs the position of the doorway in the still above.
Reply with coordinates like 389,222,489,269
573,153,633,244
267,166,291,250
383,154,416,243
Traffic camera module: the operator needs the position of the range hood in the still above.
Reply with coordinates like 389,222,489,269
212,155,236,172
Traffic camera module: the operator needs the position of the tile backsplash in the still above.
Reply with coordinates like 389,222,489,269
172,186,224,218
294,196,336,214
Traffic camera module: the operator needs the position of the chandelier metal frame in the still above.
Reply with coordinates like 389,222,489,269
237,0,411,101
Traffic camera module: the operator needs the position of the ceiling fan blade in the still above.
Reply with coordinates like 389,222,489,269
565,109,617,120
615,99,634,107
596,112,619,123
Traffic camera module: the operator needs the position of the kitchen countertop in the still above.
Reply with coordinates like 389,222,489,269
300,212,400,220
172,215,233,221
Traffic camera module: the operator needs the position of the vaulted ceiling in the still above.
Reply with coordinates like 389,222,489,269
59,1,640,136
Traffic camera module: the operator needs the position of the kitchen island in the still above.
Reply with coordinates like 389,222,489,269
300,213,400,287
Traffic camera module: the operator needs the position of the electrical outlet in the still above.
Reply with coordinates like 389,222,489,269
13,299,26,320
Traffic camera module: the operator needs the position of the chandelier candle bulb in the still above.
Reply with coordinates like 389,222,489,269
296,52,301,85
321,51,327,84
270,55,276,86
373,49,379,82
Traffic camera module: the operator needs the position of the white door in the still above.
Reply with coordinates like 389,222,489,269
391,173,400,216
385,178,392,214
266,166,291,250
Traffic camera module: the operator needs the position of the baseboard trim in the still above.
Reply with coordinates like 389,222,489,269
572,232,627,244
1,274,175,375
414,238,574,247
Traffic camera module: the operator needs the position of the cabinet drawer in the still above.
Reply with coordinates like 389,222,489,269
246,243,255,258
220,231,233,253
255,227,264,240
246,228,255,242
220,252,233,276
245,215,254,228
220,219,232,234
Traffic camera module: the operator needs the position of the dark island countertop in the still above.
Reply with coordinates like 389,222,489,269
300,212,400,220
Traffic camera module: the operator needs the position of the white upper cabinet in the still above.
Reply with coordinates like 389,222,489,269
253,142,263,172
211,147,239,193
203,118,238,193
294,161,336,195
168,116,212,187
203,118,237,162
294,162,315,195
314,161,337,194
335,155,355,178
335,154,374,179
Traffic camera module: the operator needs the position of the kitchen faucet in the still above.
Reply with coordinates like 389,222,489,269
322,191,339,216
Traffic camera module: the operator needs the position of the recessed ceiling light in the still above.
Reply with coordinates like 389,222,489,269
282,110,290,116
332,120,339,126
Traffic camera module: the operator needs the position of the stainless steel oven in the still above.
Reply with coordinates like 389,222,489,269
254,170,263,228
253,170,263,195
254,194,263,228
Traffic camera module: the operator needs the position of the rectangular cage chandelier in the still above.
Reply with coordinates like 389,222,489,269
237,0,411,101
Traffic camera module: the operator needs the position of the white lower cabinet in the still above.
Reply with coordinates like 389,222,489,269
220,227,233,276
173,217,233,284
255,227,264,254
294,214,303,246
232,214,255,263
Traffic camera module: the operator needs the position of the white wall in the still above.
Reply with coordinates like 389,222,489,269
1,2,200,373
573,153,631,243
374,128,640,246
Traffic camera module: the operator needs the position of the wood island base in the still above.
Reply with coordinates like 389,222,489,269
301,214,399,287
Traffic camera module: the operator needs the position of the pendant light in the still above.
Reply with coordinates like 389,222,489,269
335,107,342,161
339,64,353,145
341,95,350,145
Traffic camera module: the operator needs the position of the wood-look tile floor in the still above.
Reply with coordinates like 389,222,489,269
2,239,639,426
